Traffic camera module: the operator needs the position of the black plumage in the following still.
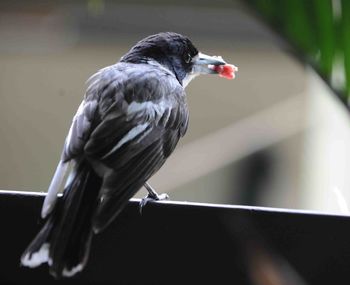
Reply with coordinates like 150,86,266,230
21,32,228,278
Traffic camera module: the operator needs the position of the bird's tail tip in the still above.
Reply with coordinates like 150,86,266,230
62,264,84,277
21,242,51,268
21,160,100,278
21,240,85,278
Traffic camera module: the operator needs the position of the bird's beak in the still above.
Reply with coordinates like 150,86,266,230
192,52,227,74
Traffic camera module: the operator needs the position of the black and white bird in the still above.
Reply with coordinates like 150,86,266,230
21,32,237,278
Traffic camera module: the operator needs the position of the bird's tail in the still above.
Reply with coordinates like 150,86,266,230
21,160,102,278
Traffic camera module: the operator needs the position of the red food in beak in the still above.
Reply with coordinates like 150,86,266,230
211,64,238,79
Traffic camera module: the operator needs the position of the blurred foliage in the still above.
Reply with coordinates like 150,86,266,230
248,0,350,103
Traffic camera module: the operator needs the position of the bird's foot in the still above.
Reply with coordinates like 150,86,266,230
139,191,169,214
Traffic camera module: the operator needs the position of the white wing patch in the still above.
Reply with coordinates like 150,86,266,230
127,100,171,123
128,101,165,116
102,123,149,159
65,100,85,149
42,160,69,218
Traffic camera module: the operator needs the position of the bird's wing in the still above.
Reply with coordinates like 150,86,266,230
82,64,189,232
41,68,103,218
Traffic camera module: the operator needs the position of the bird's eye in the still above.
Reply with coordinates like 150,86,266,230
184,53,192,63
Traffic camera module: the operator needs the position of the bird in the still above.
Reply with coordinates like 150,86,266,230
20,32,237,278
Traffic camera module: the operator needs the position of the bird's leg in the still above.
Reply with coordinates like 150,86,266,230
139,182,169,214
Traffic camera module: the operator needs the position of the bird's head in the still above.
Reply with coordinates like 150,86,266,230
120,32,237,87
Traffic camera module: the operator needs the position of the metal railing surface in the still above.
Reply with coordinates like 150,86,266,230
1,190,350,284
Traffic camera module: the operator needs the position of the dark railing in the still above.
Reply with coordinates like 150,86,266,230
2,190,350,284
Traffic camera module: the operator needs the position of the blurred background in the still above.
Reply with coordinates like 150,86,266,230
1,0,350,215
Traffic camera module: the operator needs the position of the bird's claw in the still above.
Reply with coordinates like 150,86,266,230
139,193,169,214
